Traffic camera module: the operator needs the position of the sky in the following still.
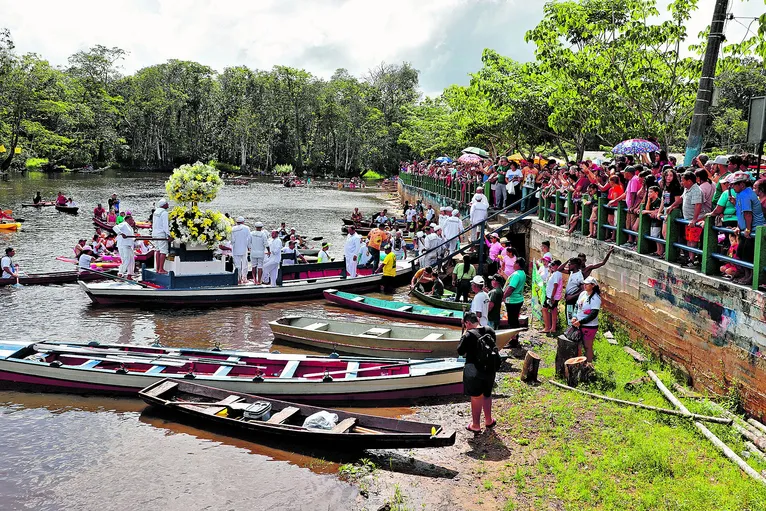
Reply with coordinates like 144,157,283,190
2,0,764,95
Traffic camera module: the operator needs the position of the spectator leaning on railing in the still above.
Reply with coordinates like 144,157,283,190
730,172,766,285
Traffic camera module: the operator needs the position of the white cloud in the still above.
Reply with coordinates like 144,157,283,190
2,0,763,91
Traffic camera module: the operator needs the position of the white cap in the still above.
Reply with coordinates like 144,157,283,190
236,216,245,223
452,210,460,216
471,275,485,286
713,155,729,165
476,187,483,192
583,276,598,285
158,198,168,208
445,206,453,211
439,206,446,211
430,223,437,228
254,221,264,227
490,233,500,239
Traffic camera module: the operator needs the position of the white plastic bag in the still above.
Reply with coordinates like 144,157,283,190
302,411,339,430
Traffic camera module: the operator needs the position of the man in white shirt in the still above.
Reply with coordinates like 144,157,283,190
344,225,361,278
563,258,584,324
443,209,462,254
469,276,489,327
375,209,389,226
249,221,269,285
425,205,435,222
152,198,171,274
470,189,489,241
230,216,251,284
423,225,440,268
113,215,137,278
405,206,417,226
78,246,97,272
262,230,283,287
281,239,306,266
1,247,18,279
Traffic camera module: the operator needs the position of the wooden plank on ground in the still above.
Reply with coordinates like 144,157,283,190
624,346,647,363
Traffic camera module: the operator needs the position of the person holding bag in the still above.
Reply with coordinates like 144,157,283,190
457,312,500,433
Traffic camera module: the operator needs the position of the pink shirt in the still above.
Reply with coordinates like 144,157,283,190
489,242,504,261
500,254,516,275
626,176,642,208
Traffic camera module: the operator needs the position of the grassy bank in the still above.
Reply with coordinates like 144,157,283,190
344,319,766,511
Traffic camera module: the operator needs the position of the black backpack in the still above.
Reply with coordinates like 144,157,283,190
472,328,502,372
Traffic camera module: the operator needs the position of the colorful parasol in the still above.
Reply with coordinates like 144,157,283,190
434,156,453,163
458,153,483,164
461,147,489,158
611,139,660,155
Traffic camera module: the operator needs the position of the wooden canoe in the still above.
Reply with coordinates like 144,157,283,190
269,316,524,358
55,205,79,214
21,202,55,208
323,289,528,327
411,288,469,311
0,270,112,287
139,378,456,449
0,341,463,403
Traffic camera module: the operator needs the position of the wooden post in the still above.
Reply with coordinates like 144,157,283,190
520,351,541,383
555,335,580,378
565,356,588,387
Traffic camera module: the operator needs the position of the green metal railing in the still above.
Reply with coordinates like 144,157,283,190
537,190,766,291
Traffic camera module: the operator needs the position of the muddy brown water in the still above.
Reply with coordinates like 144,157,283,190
0,171,454,510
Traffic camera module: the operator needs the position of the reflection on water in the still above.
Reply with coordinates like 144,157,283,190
0,171,404,509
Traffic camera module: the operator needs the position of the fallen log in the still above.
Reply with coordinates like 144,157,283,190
672,382,704,399
624,346,647,363
547,380,732,424
734,423,766,452
748,418,766,436
520,351,541,383
747,442,766,462
565,356,588,387
555,335,579,378
625,376,649,391
647,370,766,486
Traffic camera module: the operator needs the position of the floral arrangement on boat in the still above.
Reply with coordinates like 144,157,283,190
165,161,224,203
168,205,231,247
166,162,231,248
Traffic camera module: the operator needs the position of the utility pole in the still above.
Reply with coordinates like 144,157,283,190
683,0,729,166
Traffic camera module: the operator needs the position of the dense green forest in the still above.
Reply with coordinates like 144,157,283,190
0,0,764,174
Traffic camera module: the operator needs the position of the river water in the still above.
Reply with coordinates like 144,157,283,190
0,170,418,510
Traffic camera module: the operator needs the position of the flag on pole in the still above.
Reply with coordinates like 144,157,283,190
530,262,544,322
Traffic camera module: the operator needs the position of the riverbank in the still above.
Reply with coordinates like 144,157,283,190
342,320,766,511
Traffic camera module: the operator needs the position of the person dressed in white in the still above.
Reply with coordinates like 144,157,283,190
423,225,440,268
152,198,171,274
469,276,489,327
317,243,332,263
443,209,462,254
425,205,435,222
344,225,361,278
1,247,18,279
437,207,447,231
470,188,489,241
230,216,251,284
358,240,372,267
281,240,306,266
77,246,97,272
262,230,283,287
249,221,269,285
113,215,136,278
405,206,416,226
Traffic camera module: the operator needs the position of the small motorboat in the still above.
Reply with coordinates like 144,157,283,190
139,378,456,450
0,341,464,402
324,289,527,327
0,222,21,231
55,205,79,214
270,316,524,358
411,288,468,311
0,270,112,287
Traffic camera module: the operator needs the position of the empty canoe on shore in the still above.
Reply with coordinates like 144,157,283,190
140,378,456,450
0,341,463,403
270,316,524,358
324,289,528,328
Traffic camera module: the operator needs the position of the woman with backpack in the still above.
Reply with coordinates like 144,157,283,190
457,311,499,433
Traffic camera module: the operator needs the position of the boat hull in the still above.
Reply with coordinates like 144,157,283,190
0,271,109,287
55,205,79,214
80,265,414,308
411,289,468,311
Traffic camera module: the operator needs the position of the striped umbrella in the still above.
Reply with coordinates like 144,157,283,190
611,139,660,155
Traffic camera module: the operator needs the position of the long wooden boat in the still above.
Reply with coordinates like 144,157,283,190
55,205,79,214
140,378,456,449
324,289,528,327
411,288,468,311
93,217,152,231
270,316,524,358
278,260,375,282
21,201,56,208
79,259,415,307
0,270,112,287
0,341,463,402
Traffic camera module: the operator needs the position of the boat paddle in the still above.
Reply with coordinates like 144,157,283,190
78,267,154,288
302,358,449,379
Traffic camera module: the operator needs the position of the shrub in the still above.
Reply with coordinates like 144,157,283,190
273,164,293,175
25,157,49,170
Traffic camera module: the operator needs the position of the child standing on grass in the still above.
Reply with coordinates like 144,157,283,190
543,260,563,335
